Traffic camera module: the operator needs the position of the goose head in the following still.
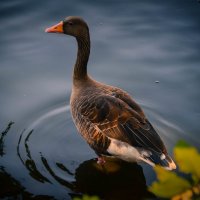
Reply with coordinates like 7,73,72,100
45,16,89,38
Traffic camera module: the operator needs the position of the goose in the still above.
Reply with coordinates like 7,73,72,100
45,16,176,170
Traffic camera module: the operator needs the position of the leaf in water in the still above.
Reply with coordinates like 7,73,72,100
174,140,200,181
149,166,192,198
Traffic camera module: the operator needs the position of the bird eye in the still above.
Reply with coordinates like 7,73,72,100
68,21,73,25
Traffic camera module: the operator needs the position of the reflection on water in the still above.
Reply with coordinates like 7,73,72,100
0,121,14,156
1,122,154,200
0,0,200,199
0,168,53,200
17,130,52,184
74,159,154,200
0,103,192,199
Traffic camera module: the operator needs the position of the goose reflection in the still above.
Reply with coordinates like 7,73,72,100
74,158,154,200
17,128,154,200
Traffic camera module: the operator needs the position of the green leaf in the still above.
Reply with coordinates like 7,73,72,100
176,140,192,148
149,166,192,198
174,141,200,181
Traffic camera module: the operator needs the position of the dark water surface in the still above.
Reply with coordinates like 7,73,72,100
0,0,200,199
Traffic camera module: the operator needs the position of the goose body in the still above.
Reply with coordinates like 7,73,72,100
46,16,176,170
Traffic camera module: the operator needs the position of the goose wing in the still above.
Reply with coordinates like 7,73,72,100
75,92,176,169
79,93,166,155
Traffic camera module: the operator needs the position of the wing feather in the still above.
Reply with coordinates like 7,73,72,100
73,92,167,155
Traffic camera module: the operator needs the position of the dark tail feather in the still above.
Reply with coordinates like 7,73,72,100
139,151,176,170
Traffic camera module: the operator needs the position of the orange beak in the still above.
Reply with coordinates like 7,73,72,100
45,21,64,33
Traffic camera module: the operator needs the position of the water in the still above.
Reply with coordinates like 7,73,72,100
0,0,200,199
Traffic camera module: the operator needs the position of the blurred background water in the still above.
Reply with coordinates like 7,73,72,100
0,0,200,199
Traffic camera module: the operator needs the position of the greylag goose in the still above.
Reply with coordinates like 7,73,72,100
45,16,176,170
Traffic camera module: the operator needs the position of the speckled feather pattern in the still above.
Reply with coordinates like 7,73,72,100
70,79,167,157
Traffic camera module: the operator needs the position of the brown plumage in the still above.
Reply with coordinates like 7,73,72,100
45,16,176,170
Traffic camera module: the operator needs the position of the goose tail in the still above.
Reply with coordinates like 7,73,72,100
139,151,176,170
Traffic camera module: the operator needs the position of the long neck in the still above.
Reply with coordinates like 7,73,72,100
73,32,90,82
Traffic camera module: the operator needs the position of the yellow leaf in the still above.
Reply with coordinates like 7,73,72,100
149,166,191,198
174,141,200,181
73,195,100,200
